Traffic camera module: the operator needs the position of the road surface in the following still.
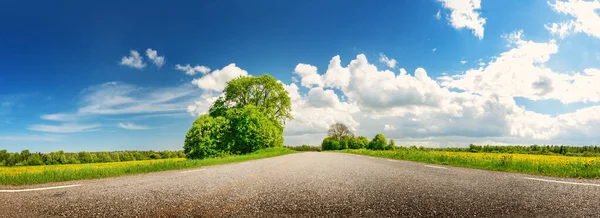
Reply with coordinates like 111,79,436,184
2,152,600,217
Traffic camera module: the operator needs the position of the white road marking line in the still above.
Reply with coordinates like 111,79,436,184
524,177,600,187
0,184,82,193
180,169,205,174
424,165,447,169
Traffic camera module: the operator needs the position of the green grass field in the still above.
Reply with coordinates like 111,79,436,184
0,147,295,185
338,149,600,179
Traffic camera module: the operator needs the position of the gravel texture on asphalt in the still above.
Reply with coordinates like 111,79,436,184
2,152,600,217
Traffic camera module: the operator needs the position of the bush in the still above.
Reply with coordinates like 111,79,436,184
184,114,230,159
226,106,284,154
368,133,387,150
386,139,396,150
322,136,341,150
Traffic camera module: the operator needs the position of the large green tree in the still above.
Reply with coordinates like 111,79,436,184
186,74,291,159
210,74,292,126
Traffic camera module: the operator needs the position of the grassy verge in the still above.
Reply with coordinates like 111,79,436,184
338,149,600,179
0,147,295,185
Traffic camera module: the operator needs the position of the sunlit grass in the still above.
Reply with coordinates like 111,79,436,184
338,149,600,179
0,147,294,185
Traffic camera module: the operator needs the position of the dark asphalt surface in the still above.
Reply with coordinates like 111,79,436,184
2,152,600,217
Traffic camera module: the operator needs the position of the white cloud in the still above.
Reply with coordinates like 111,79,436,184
40,82,199,122
76,82,198,115
432,48,437,52
118,122,149,130
175,64,211,76
435,10,442,20
40,113,75,121
285,53,600,146
146,48,165,67
293,63,324,88
120,50,146,69
438,0,486,39
379,53,397,69
191,63,248,92
0,134,63,142
460,60,467,65
546,0,600,39
28,124,100,133
440,30,600,104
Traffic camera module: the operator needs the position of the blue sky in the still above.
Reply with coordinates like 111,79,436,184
1,0,600,152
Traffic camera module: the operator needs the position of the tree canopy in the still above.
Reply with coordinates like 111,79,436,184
328,123,352,141
210,74,292,127
185,74,291,159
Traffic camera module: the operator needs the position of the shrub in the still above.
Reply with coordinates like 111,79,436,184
321,136,341,150
368,133,387,150
184,114,230,159
386,139,396,150
226,106,284,154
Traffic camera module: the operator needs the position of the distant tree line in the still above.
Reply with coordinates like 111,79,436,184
0,149,185,167
284,145,322,152
321,123,396,151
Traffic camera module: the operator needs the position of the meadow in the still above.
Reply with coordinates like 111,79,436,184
0,147,295,185
339,148,600,178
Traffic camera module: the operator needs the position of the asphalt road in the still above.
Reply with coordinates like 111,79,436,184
2,152,600,217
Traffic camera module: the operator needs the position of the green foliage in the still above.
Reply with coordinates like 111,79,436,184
26,153,44,166
184,74,290,159
284,145,322,152
357,136,369,148
0,150,8,166
321,136,341,150
386,139,396,150
227,106,284,154
184,114,230,159
368,134,387,150
78,152,94,163
221,74,293,126
0,149,183,167
347,136,363,149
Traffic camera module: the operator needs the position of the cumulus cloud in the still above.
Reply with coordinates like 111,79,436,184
120,50,146,69
286,52,600,145
438,0,486,39
118,122,149,130
440,30,600,104
379,53,397,69
28,124,100,133
191,63,248,92
146,48,165,67
175,64,211,76
293,63,323,88
460,60,467,65
546,0,600,39
435,10,442,20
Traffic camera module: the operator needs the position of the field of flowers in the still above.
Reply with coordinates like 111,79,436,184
339,149,600,178
0,158,187,176
0,147,295,185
